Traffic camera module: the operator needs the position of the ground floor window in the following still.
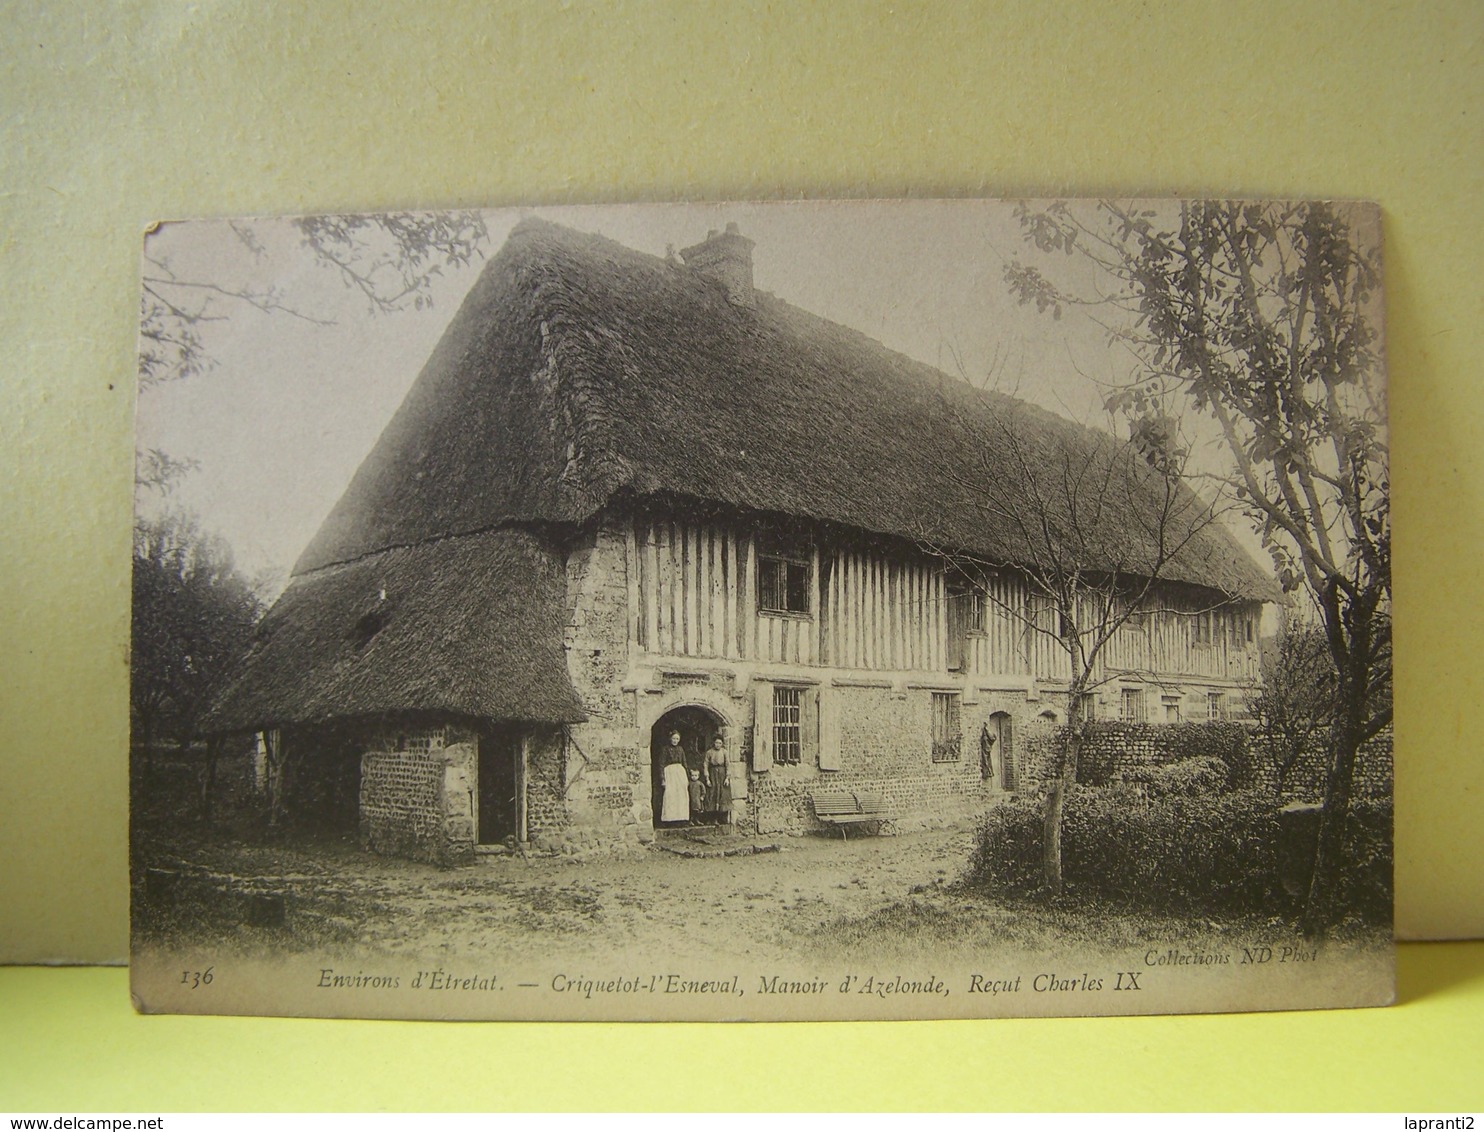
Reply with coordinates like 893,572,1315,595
772,686,802,764
1078,692,1097,722
1120,688,1145,723
1207,691,1225,721
1162,695,1183,723
931,693,962,762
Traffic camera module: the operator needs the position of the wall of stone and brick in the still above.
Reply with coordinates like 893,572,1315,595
747,685,1011,834
1014,720,1262,793
1265,726,1393,802
358,722,478,864
1071,721,1264,789
524,725,571,843
556,519,652,853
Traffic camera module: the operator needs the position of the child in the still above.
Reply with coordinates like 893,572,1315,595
688,768,705,824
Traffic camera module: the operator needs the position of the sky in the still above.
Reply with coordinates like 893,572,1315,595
134,199,1270,593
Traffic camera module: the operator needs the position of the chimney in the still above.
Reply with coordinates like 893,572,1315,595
680,222,755,307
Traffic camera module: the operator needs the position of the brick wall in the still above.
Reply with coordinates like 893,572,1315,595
358,723,477,864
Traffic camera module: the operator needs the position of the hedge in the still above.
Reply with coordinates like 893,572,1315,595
968,780,1392,922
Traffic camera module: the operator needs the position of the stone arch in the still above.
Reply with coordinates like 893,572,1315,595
643,689,738,828
637,685,739,741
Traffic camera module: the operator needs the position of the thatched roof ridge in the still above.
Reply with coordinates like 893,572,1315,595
205,528,585,733
296,218,1278,601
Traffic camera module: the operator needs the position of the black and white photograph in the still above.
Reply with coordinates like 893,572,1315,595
129,199,1393,1021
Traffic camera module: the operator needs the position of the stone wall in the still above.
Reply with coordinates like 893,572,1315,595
525,725,571,843
1009,719,1394,804
749,685,996,834
358,723,477,864
1269,726,1393,802
557,520,652,853
1072,721,1262,789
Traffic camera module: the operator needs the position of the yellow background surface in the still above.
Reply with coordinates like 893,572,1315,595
1,0,1480,1100
2,947,1481,1111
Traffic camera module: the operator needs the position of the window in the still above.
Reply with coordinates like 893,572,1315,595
1195,611,1213,646
1207,692,1224,721
1120,688,1145,723
759,553,810,614
947,584,986,633
1162,695,1183,724
1078,692,1097,722
772,686,802,764
946,584,985,672
931,693,962,762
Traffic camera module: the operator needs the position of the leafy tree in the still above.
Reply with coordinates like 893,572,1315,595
131,511,264,766
1006,200,1390,932
1252,614,1337,794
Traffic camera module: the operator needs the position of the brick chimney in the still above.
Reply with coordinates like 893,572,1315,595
680,222,755,307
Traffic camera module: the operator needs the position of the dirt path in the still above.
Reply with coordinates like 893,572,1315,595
140,823,981,967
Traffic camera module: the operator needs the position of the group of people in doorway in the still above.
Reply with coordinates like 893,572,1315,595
659,730,732,826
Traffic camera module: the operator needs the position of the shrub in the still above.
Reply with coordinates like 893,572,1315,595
968,787,1282,914
1120,755,1231,798
967,797,1043,895
1335,798,1393,925
968,789,1391,923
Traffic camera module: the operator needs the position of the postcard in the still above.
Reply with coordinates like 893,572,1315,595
130,199,1392,1019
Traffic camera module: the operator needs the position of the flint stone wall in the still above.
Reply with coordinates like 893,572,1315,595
359,723,478,865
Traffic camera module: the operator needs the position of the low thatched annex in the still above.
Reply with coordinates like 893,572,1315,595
208,219,1278,862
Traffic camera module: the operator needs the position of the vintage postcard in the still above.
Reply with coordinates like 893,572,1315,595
130,200,1393,1020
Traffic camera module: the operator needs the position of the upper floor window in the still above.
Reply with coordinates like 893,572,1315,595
757,534,811,615
946,583,985,672
947,583,986,634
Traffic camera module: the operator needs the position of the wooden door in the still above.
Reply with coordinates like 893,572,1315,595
478,727,519,844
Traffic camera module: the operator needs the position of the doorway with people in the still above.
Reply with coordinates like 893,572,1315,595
649,705,733,829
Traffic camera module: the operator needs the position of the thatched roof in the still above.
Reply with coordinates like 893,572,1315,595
297,219,1277,601
205,529,585,733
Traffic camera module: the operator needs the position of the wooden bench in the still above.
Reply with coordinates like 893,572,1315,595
810,790,896,839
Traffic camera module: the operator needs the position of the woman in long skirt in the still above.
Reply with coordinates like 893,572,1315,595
702,735,731,824
659,730,690,824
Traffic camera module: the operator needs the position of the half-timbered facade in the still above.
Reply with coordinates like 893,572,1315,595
208,220,1277,860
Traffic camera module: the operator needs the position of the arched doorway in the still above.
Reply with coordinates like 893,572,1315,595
650,705,725,828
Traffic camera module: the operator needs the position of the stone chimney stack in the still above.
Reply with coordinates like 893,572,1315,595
680,222,755,307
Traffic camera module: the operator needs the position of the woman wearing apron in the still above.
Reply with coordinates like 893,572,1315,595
659,730,690,824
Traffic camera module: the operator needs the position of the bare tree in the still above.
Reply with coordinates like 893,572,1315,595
1006,200,1390,931
935,400,1232,894
139,211,489,388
